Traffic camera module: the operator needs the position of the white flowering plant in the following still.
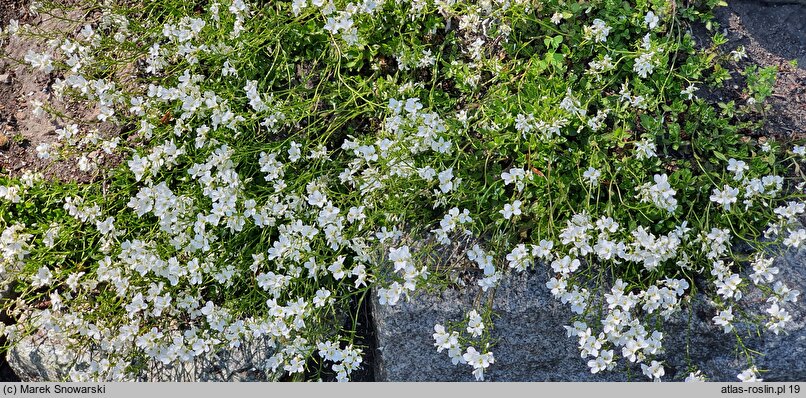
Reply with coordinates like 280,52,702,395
0,0,804,382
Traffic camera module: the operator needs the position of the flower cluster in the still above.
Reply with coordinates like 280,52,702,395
1,0,804,384
433,311,495,381
637,174,678,213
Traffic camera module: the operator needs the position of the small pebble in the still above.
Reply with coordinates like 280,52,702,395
0,133,8,148
0,74,10,84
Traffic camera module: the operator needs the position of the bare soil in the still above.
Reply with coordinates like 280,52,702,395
691,0,806,140
0,0,121,182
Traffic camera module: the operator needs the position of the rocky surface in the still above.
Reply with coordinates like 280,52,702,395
7,329,284,382
372,246,806,381
372,269,622,382
762,0,806,4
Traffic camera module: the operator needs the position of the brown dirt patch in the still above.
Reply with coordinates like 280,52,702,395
691,0,806,141
0,2,122,182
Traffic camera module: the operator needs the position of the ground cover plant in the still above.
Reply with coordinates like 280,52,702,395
0,0,804,382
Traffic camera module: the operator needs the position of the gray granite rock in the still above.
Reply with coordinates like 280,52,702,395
7,330,284,382
756,0,806,5
372,246,806,382
750,247,806,381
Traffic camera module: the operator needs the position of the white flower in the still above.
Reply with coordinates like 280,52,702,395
35,143,52,159
31,266,53,288
65,271,85,292
774,201,806,222
128,154,149,182
388,246,412,272
313,288,332,307
551,12,563,24
0,185,21,203
641,360,665,381
404,97,423,114
583,167,601,185
737,366,762,382
291,0,307,15
288,141,302,162
377,282,403,306
462,347,494,381
783,229,806,249
637,173,678,213
506,244,532,272
765,303,791,335
587,349,614,374
621,338,646,363
514,114,534,134
633,51,655,78
499,200,522,220
715,274,743,300
306,190,327,207
551,255,580,275
95,216,116,236
417,166,436,181
593,238,621,261
466,310,484,337
437,168,455,193
6,19,19,35
710,185,739,212
681,84,697,100
284,356,306,374
588,56,614,77
546,277,567,297
635,138,656,159
328,256,347,279
477,273,501,292
433,324,457,352
42,224,60,248
560,89,586,117
645,11,660,30
727,159,748,181
794,145,806,157
351,263,368,288
685,371,706,382
713,307,734,333
585,19,611,43
418,49,436,68
346,206,366,224
532,239,554,260
24,50,54,73
749,254,778,285
501,168,529,192
731,46,747,62
773,281,800,304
